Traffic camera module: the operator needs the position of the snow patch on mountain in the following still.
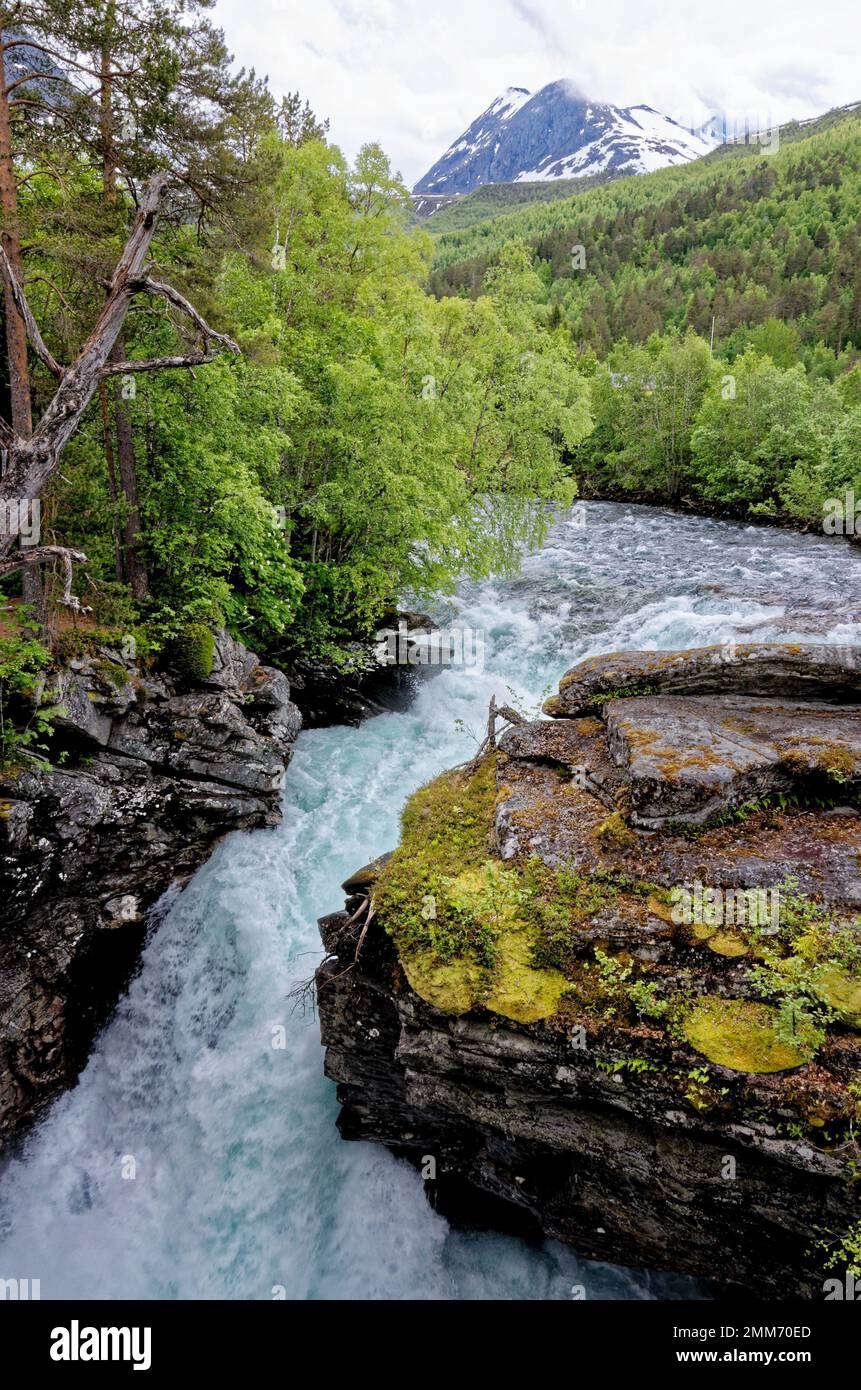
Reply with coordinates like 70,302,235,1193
415,82,717,195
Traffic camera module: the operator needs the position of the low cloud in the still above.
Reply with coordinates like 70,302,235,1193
215,0,861,185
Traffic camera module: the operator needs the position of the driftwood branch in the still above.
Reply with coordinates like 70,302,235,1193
463,696,527,774
0,545,92,611
0,245,64,379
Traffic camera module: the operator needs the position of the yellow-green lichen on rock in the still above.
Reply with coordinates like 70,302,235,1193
813,966,861,1029
683,996,809,1072
399,860,568,1021
375,761,568,1023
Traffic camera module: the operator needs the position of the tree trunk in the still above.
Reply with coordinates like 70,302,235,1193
99,379,124,584
0,30,45,630
99,6,147,598
111,339,148,597
0,32,31,437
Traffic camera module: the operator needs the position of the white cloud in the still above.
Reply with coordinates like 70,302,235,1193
214,0,861,186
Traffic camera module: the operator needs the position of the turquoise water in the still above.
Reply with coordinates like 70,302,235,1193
1,502,859,1299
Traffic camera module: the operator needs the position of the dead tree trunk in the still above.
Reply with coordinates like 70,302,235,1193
99,5,148,597
0,173,239,603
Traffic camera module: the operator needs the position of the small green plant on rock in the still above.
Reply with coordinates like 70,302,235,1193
748,955,834,1058
0,632,65,773
172,624,216,682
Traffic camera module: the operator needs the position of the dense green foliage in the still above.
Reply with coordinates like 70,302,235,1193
0,630,59,770
418,170,614,235
4,4,861,679
2,7,590,662
427,107,861,519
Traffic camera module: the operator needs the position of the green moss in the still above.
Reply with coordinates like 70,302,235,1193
172,624,215,683
813,966,861,1029
583,683,656,708
683,996,809,1072
95,661,129,691
375,760,567,1021
708,932,750,957
593,810,636,848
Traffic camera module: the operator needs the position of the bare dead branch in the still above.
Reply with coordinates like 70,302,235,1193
287,895,377,1015
0,246,64,378
131,275,240,353
463,696,526,775
100,352,219,375
0,545,91,611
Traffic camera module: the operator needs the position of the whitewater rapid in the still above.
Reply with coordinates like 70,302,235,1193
2,502,860,1300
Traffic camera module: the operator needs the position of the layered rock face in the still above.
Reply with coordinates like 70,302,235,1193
0,631,300,1151
317,644,861,1297
277,611,442,727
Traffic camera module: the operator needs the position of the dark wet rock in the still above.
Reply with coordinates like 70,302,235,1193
341,852,393,895
0,631,301,1152
276,610,442,727
317,903,860,1297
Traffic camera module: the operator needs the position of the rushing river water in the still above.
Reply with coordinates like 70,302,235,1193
2,501,861,1301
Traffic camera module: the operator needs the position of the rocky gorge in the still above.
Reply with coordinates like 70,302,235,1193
0,630,302,1151
317,642,861,1298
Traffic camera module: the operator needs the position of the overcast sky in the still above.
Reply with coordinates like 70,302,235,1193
214,0,861,187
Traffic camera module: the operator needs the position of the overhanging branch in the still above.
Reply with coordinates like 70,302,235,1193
0,247,64,379
130,276,240,353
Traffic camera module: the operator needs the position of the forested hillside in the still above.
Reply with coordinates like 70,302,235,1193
430,113,861,353
416,170,614,234
428,109,861,526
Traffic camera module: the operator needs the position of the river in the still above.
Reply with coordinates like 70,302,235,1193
2,501,860,1299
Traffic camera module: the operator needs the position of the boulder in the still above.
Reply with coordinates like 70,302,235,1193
317,641,861,1296
545,642,861,717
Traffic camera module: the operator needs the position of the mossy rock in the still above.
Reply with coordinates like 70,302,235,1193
480,925,569,1023
647,894,676,924
707,930,749,958
172,624,215,683
401,930,568,1023
400,949,484,1015
813,966,861,1029
683,996,809,1073
399,862,568,1022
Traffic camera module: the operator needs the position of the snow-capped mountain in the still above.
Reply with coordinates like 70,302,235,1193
414,80,716,194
